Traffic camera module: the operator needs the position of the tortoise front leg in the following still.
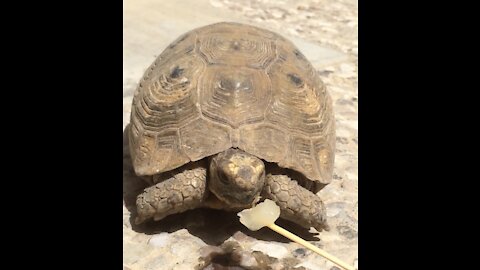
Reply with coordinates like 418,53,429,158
135,164,207,224
262,174,330,232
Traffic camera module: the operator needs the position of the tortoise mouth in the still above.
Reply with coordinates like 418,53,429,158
212,191,260,208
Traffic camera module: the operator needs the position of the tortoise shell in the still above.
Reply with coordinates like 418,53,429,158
129,22,335,188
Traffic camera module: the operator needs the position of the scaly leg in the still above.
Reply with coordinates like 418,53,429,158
135,163,207,224
262,174,330,232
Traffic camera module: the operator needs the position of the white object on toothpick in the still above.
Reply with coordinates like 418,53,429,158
238,199,355,270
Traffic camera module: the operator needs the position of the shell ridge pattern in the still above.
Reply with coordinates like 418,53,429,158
129,22,335,184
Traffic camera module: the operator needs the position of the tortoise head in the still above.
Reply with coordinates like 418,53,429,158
209,148,265,208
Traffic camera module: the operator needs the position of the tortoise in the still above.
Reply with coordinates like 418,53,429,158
129,22,335,232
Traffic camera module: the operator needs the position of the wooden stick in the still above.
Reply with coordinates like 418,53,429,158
267,223,355,270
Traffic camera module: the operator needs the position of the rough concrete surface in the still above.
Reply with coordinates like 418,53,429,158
123,0,357,269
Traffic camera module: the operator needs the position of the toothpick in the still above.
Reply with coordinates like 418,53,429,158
238,199,355,270
267,223,355,270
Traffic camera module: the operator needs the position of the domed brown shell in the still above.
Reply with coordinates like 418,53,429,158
129,22,335,187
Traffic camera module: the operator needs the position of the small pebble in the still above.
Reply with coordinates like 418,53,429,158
293,248,306,258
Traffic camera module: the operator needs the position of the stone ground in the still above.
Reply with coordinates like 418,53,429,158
123,0,357,269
